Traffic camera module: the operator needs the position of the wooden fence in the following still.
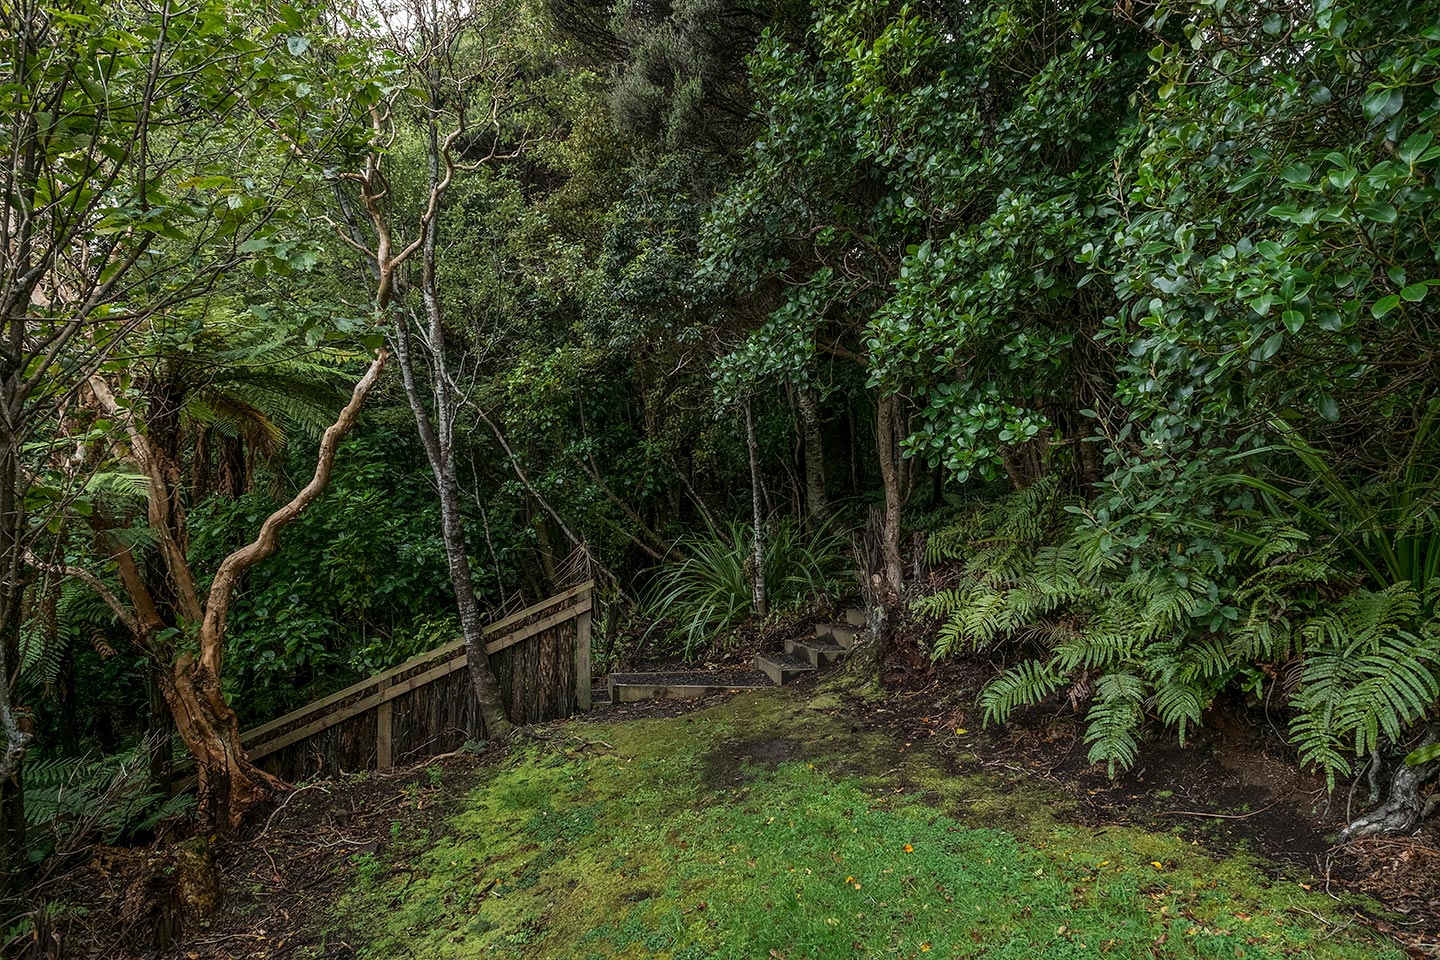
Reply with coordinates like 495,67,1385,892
184,582,594,783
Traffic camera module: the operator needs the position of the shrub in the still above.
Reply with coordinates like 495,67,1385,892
643,517,852,658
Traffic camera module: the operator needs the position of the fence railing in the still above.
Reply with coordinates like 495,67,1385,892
180,581,594,783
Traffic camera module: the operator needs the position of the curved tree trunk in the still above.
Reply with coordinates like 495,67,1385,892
81,345,389,831
159,663,285,831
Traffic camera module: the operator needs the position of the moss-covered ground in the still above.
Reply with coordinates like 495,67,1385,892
320,681,1401,959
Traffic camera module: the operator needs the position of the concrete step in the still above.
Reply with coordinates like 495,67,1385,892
784,637,848,668
754,652,817,685
844,606,867,627
608,670,774,703
815,623,861,649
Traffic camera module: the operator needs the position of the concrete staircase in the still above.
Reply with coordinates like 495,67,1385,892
605,607,867,704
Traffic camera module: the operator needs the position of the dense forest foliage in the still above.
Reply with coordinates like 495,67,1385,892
4,0,1440,924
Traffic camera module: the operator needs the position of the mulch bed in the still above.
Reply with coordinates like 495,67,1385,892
13,746,504,960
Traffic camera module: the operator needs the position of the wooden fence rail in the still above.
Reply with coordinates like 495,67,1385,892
177,581,594,783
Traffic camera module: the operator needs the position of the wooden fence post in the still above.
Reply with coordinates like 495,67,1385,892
575,589,593,711
376,677,393,768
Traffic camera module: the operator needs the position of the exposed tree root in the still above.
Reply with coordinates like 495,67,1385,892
1341,733,1439,842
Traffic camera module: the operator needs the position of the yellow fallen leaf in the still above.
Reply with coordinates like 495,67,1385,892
955,728,968,735
1151,861,1163,870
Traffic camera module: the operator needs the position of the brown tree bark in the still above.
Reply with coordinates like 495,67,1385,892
745,398,768,617
875,394,906,594
159,661,285,831
795,384,830,525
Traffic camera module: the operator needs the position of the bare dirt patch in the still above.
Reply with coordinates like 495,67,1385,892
701,736,805,789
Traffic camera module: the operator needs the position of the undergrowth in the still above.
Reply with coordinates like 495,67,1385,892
23,742,195,860
642,518,851,658
916,475,1440,784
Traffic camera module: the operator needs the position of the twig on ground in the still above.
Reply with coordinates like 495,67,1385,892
1155,798,1284,820
259,781,330,839
1285,905,1355,940
309,836,374,848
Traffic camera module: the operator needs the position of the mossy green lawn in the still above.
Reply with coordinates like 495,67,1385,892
325,684,1400,959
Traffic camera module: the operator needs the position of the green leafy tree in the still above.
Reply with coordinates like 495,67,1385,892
11,0,398,833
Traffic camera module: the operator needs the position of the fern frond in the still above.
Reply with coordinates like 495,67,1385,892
980,659,1065,725
1084,671,1146,775
1286,585,1440,788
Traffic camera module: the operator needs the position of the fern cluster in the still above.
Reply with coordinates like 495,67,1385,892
16,576,122,704
23,746,195,857
920,480,1440,783
643,517,852,658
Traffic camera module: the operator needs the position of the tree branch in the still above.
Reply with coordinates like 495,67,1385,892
22,548,141,637
198,347,389,675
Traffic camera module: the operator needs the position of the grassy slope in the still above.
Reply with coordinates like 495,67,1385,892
322,681,1400,959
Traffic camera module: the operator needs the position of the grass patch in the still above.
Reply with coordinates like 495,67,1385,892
328,686,1401,959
